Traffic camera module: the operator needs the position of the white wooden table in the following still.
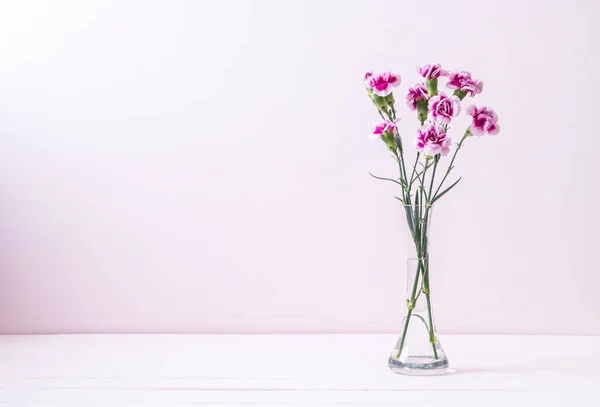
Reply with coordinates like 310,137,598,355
0,334,597,406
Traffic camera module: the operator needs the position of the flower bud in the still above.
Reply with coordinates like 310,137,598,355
394,133,404,154
416,99,429,125
425,78,438,97
453,89,467,100
384,93,395,106
370,94,388,111
382,129,397,153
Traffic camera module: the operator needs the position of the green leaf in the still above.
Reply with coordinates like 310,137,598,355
369,172,404,187
414,192,420,224
410,314,430,333
403,204,415,237
431,177,462,204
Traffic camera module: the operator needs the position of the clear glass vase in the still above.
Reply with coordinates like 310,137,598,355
388,204,450,375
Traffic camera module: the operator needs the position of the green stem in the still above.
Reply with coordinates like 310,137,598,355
413,286,423,305
433,130,469,199
407,152,421,188
389,106,410,187
393,152,416,239
396,260,423,359
427,157,439,205
416,160,430,203
420,209,439,360
389,103,416,243
423,259,438,358
395,156,427,359
421,156,440,359
390,110,441,361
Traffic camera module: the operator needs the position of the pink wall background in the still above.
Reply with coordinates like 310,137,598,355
0,0,599,334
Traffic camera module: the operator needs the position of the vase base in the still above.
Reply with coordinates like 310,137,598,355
388,355,450,376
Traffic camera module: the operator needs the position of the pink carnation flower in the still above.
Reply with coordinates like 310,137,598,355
369,119,399,139
417,63,447,80
429,92,461,123
364,71,401,97
446,71,483,97
406,83,429,111
415,124,452,157
467,105,500,136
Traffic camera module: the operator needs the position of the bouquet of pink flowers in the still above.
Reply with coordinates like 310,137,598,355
364,64,500,374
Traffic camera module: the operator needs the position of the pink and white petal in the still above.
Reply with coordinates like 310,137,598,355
372,88,389,97
452,97,461,116
373,123,386,133
424,144,441,156
429,94,442,105
389,75,401,86
470,124,485,136
466,105,478,117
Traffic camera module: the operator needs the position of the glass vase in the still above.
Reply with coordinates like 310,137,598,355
388,204,450,375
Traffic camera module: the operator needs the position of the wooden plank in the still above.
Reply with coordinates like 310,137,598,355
0,334,597,405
